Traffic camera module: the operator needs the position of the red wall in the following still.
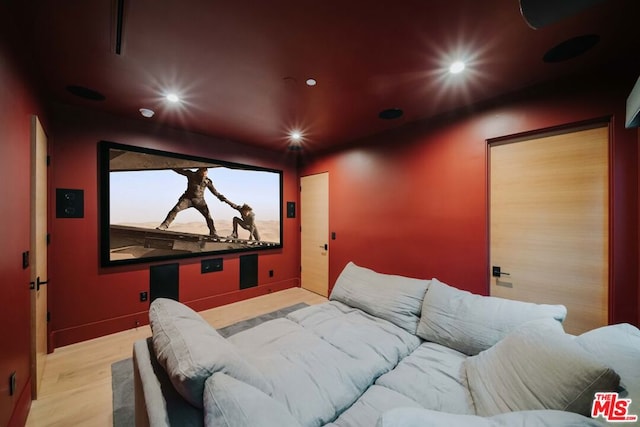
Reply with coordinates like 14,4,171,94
47,105,301,348
302,75,639,326
0,8,47,426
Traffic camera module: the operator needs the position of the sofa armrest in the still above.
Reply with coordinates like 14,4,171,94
133,338,203,427
133,339,168,427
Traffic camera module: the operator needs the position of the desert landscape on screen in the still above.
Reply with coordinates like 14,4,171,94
117,220,281,243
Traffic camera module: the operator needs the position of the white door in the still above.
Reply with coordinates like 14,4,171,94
30,115,48,398
300,173,329,296
490,125,609,334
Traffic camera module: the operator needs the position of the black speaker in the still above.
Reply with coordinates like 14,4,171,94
150,263,179,302
56,188,84,218
239,254,258,289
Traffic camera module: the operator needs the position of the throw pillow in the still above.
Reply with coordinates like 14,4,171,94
464,318,620,417
575,323,640,422
574,323,640,386
416,278,566,355
150,298,270,408
330,262,430,334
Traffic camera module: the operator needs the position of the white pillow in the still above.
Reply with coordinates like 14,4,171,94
416,278,566,355
330,262,430,333
575,323,640,421
150,298,270,408
464,318,620,417
575,323,640,386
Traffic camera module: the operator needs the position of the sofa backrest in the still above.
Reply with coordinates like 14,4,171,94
330,262,430,334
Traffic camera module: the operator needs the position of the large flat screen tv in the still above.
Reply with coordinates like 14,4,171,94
99,141,283,267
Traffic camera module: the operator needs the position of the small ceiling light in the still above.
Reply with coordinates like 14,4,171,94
139,108,155,118
290,131,302,141
306,78,317,87
449,61,465,74
166,93,180,103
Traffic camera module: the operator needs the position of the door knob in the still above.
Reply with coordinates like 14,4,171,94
30,276,48,290
492,266,510,278
36,276,48,291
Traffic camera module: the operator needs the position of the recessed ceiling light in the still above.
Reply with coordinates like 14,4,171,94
139,108,155,118
306,78,317,87
166,93,180,103
449,61,465,74
290,130,302,141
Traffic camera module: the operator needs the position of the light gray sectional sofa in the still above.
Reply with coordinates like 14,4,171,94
133,261,640,427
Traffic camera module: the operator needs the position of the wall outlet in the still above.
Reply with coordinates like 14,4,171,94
201,258,223,274
140,291,148,302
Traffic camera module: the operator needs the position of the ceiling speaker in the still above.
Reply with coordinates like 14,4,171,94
519,0,605,29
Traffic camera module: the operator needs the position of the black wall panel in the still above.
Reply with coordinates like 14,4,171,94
150,263,179,302
239,254,258,289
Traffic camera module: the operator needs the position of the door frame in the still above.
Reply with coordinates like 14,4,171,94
486,119,613,325
30,115,49,398
300,172,330,297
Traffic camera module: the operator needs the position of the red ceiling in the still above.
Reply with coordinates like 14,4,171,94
15,0,640,152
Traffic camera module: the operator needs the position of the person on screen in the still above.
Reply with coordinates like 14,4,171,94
223,199,260,241
156,167,226,237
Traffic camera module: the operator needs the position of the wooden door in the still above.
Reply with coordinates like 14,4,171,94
30,115,48,398
300,173,329,296
489,125,609,334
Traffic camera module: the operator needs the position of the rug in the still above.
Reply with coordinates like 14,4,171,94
111,302,309,427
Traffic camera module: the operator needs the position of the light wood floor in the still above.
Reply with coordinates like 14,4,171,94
25,287,327,427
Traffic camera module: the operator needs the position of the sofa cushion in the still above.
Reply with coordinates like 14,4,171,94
416,278,567,355
203,373,301,427
326,385,422,427
149,298,269,408
374,342,474,414
329,262,430,333
375,408,603,427
286,301,421,364
464,318,620,417
229,316,418,427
